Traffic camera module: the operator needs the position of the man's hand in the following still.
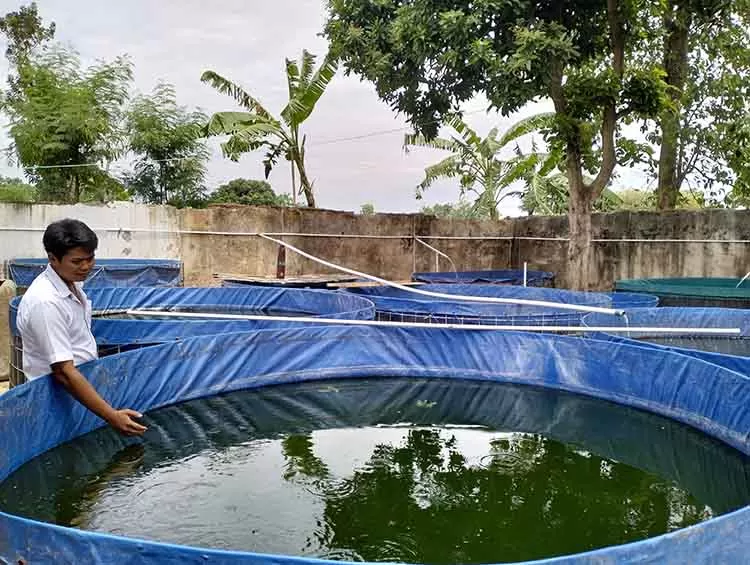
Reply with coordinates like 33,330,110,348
51,361,148,436
107,409,147,436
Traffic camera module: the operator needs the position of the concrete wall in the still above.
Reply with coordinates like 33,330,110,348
179,205,514,286
0,201,181,279
2,202,750,291
511,209,750,289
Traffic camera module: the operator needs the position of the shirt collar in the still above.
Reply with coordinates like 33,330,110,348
44,264,77,298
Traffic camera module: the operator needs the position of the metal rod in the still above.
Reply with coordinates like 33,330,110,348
125,309,742,335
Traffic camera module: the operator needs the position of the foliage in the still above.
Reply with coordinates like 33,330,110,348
522,183,712,215
0,175,35,202
325,0,670,289
405,113,557,220
0,3,54,62
359,202,375,215
1,47,132,203
201,49,337,207
208,178,292,207
520,174,625,215
719,107,750,206
124,83,209,207
420,200,487,219
634,1,750,209
0,2,55,102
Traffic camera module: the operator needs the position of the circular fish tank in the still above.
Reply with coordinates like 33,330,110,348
411,270,554,287
615,277,750,308
0,326,748,564
583,307,750,377
7,258,183,290
346,284,658,326
7,286,375,387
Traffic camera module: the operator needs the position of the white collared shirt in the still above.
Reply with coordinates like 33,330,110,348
16,264,98,380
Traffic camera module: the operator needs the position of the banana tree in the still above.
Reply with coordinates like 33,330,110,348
201,50,337,207
404,113,557,219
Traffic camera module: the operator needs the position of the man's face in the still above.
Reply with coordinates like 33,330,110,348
49,247,96,284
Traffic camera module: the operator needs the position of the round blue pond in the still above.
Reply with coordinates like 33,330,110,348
0,326,748,564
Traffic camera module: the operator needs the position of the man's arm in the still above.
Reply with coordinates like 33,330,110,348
51,361,147,436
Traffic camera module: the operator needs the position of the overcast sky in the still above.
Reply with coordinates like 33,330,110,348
0,0,649,216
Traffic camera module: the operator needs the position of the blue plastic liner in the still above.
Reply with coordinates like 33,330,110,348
9,286,375,346
0,326,748,563
583,307,750,376
8,258,182,288
347,284,659,326
412,269,554,286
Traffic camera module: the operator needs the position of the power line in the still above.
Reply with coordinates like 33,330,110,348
11,107,492,171
312,107,487,146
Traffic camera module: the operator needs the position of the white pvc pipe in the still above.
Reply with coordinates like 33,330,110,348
523,262,528,287
258,234,625,316
125,309,742,335
415,238,457,273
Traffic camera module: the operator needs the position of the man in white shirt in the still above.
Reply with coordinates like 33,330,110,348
17,219,146,436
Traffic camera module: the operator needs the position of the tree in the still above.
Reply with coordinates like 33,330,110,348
406,113,556,220
125,83,209,207
1,48,132,203
208,178,291,207
201,50,337,208
648,1,748,209
359,202,375,215
0,2,55,100
0,175,35,202
325,1,668,289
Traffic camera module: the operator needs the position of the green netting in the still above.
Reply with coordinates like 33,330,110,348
615,278,750,308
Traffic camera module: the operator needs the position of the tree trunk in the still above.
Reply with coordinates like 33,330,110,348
72,174,80,203
567,180,594,291
657,1,692,210
296,160,316,208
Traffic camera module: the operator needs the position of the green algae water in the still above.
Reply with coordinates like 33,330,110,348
0,378,748,563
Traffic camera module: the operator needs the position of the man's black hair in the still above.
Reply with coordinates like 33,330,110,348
43,219,98,260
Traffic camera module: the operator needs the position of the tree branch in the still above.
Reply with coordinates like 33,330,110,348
607,0,625,78
589,104,617,198
588,0,625,199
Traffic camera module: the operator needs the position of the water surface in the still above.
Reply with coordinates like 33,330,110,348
1,378,747,563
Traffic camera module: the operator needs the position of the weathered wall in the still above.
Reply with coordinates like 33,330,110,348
511,209,750,289
180,206,513,286
2,202,750,291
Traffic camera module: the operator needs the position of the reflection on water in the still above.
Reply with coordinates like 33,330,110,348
0,378,748,564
